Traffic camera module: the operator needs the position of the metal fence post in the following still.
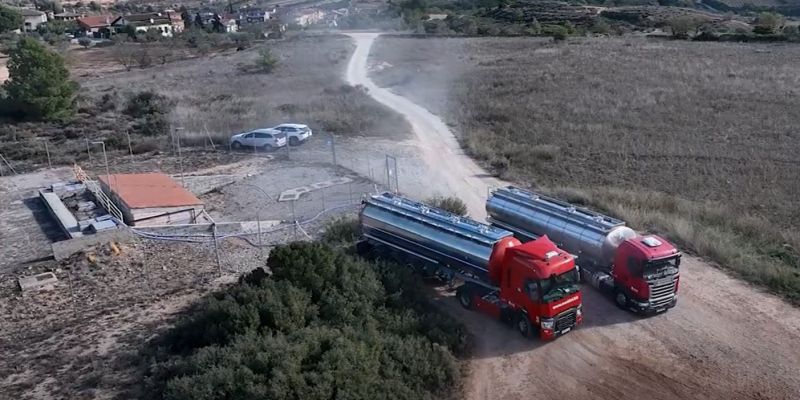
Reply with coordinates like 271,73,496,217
126,130,134,158
291,200,297,240
41,139,52,169
257,210,262,248
212,224,223,276
330,134,337,166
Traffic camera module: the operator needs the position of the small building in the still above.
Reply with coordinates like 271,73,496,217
77,15,114,38
99,173,204,227
291,9,325,27
112,12,182,37
18,8,47,32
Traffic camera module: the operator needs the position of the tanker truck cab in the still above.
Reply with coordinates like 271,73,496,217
461,236,583,340
612,235,681,313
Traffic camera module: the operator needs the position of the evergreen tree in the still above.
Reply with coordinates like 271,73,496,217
3,37,77,121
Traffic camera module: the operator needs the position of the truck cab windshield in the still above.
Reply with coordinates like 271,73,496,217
538,268,580,303
643,256,680,280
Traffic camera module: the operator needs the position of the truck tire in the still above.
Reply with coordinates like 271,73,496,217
614,289,630,309
516,313,533,338
457,286,472,310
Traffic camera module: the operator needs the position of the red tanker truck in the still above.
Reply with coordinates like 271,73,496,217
360,192,583,339
487,186,681,314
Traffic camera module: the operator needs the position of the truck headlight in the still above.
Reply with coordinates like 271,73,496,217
540,318,554,330
576,305,582,318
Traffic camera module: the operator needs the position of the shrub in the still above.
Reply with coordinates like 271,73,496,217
2,37,77,121
426,195,468,216
150,243,465,399
321,216,361,244
754,12,784,35
78,37,92,48
669,16,696,39
255,48,278,73
124,91,171,118
133,112,170,136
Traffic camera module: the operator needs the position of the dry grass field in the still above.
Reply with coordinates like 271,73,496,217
1,34,410,172
79,34,410,144
370,36,800,301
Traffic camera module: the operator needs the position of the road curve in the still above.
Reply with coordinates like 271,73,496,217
345,32,800,400
345,32,505,220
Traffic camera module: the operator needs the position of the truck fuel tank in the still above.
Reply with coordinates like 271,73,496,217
487,186,636,268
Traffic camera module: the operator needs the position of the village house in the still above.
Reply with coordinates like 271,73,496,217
52,12,81,21
111,12,183,37
18,8,47,32
292,9,324,27
77,15,114,38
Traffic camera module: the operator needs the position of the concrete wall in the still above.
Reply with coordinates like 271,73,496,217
131,206,202,226
52,228,133,260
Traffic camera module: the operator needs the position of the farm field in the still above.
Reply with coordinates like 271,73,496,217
369,36,800,301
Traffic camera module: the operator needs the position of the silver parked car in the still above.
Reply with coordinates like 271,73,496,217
230,129,287,151
269,123,313,146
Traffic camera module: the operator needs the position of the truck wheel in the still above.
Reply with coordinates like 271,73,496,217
516,314,533,338
457,286,472,310
614,290,629,309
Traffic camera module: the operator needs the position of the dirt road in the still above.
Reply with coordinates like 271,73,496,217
345,32,505,220
345,32,800,400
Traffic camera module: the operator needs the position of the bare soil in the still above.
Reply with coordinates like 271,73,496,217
352,33,800,400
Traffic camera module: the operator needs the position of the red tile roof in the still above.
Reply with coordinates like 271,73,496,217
98,173,203,209
77,15,114,28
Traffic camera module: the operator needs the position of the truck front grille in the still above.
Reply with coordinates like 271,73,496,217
555,309,577,332
648,276,677,308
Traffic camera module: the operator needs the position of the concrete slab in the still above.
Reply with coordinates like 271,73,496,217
18,272,58,292
278,177,353,202
40,191,82,239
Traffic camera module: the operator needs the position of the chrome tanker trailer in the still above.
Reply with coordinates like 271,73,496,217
486,186,681,314
360,192,583,339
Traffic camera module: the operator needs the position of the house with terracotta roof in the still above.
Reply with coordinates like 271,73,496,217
77,15,115,38
98,173,204,226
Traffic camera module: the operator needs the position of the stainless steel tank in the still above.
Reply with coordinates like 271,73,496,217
486,186,635,268
360,192,514,281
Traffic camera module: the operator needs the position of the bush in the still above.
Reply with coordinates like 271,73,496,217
669,16,696,39
124,91,171,118
754,12,784,35
2,37,77,121
125,91,173,136
255,48,278,73
133,112,170,136
150,243,465,399
78,37,92,48
426,195,468,216
321,216,361,244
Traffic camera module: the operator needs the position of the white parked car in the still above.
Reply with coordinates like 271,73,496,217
230,129,287,151
269,123,313,146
